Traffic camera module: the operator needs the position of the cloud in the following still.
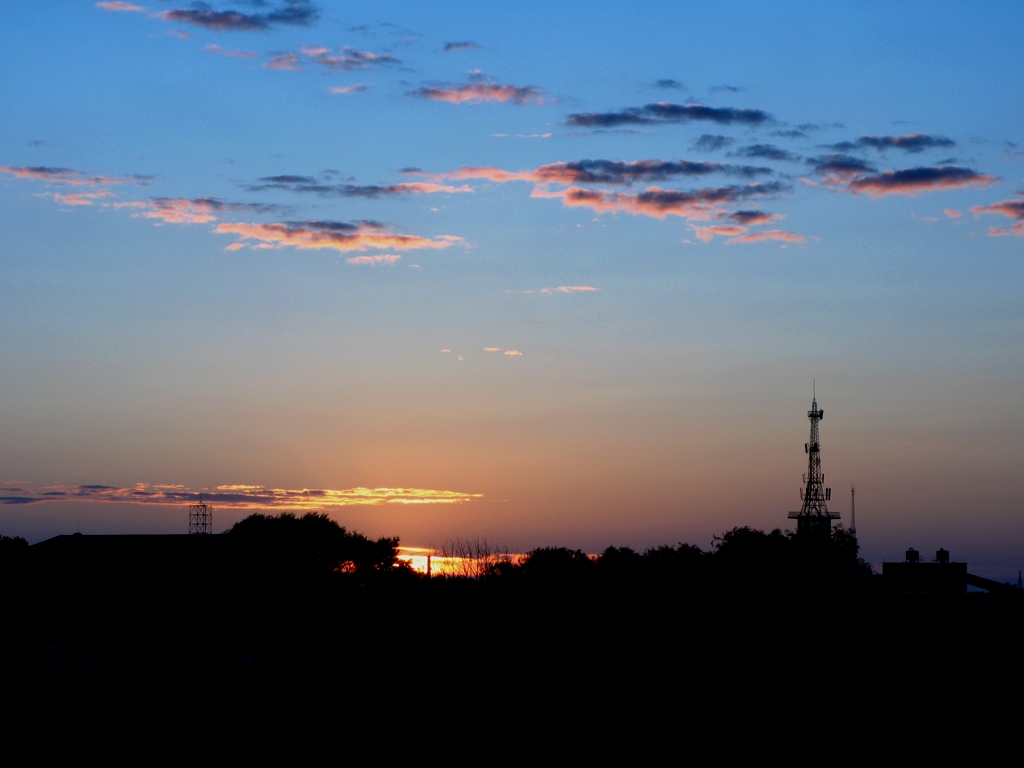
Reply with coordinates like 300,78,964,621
970,197,1024,221
346,254,400,265
692,134,734,152
0,482,482,509
971,196,1024,236
533,181,789,220
53,191,114,206
1,165,152,187
443,41,480,53
733,143,801,162
158,2,318,32
725,229,807,244
728,209,783,226
409,82,545,105
214,219,463,253
483,347,501,352
422,158,770,187
847,166,997,197
826,133,956,154
807,153,877,178
300,46,399,70
691,224,747,242
96,1,145,11
943,208,961,218
504,350,522,355
329,83,371,94
540,285,599,294
246,176,472,197
654,79,684,90
264,53,303,70
122,197,285,224
205,44,258,59
566,102,772,128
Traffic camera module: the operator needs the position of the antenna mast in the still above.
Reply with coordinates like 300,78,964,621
850,484,856,535
788,388,840,537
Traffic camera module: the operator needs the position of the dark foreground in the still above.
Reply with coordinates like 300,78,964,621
1,516,1021,730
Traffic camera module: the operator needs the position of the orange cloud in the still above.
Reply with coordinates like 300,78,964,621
214,220,463,253
504,350,522,356
539,286,599,294
409,83,545,105
0,483,482,509
53,191,114,206
534,183,785,221
691,224,747,242
848,166,997,197
346,254,401,265
483,347,502,352
943,208,962,218
989,223,1024,237
725,229,807,244
427,166,534,183
970,198,1024,222
96,1,144,10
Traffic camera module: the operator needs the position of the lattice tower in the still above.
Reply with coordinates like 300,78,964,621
189,494,212,535
788,390,840,534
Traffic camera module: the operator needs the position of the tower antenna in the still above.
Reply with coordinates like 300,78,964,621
850,484,856,535
788,386,840,537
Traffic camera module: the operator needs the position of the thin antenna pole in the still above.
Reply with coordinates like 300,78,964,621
850,484,856,534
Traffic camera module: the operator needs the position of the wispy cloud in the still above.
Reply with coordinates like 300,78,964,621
419,158,771,187
653,79,684,90
158,1,319,32
732,143,801,162
692,135,734,152
826,133,956,154
205,44,258,59
96,1,145,11
943,208,961,218
807,153,877,179
847,166,997,197
531,181,789,220
346,253,401,265
691,224,748,243
483,347,502,352
541,285,599,294
409,82,545,105
567,102,773,128
728,209,783,226
971,195,1024,236
214,219,463,253
1,165,152,187
329,83,371,95
264,53,303,71
504,350,522,355
725,228,807,244
0,482,482,509
53,191,114,206
300,46,399,70
246,175,472,197
443,41,480,53
119,197,285,224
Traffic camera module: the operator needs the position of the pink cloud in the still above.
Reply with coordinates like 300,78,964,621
205,44,258,59
989,223,1024,237
532,184,780,221
329,84,371,95
409,83,545,105
691,224,747,242
0,165,138,186
264,53,303,71
96,1,144,11
970,197,1024,221
301,46,400,71
53,191,113,206
346,254,401,265
725,229,807,244
539,286,599,294
848,166,997,197
214,220,463,253
943,208,962,218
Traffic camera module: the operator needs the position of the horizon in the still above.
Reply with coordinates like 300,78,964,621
2,2,1022,582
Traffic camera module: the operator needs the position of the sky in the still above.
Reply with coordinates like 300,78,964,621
1,1,1022,576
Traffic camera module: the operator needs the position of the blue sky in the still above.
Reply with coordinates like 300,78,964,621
1,1,1022,576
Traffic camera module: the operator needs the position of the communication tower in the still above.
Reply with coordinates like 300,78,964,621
788,386,840,537
850,484,856,535
189,493,213,535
